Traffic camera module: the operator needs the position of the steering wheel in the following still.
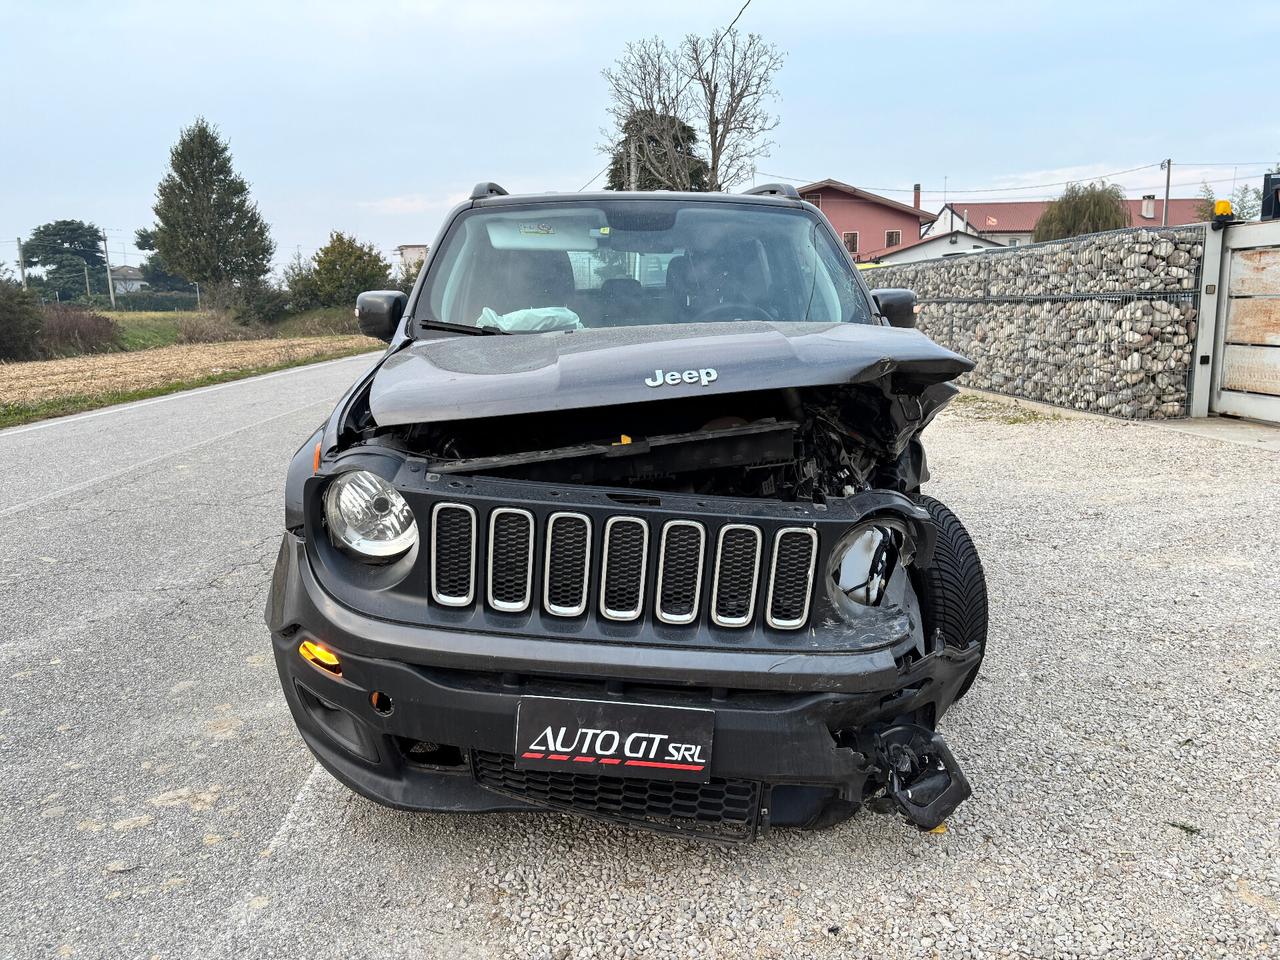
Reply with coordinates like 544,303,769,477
691,301,774,323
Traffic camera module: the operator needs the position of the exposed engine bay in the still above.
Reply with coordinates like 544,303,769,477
348,379,957,503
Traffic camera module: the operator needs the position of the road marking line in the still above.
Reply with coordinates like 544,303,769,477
0,398,329,519
215,763,326,955
261,762,326,857
0,351,379,439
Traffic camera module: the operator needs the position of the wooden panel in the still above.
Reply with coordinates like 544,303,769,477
1220,344,1280,396
1225,297,1280,345
1228,248,1280,296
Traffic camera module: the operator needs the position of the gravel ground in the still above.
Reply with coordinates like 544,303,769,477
2,367,1278,960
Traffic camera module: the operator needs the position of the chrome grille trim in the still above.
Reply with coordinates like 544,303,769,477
599,516,649,621
543,512,592,617
655,520,706,625
765,526,819,630
430,502,477,607
710,523,763,628
486,507,534,613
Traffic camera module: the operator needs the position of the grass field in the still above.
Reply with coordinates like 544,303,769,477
106,310,192,350
104,306,363,347
0,335,382,429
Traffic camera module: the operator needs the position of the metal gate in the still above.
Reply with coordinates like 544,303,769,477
1208,219,1280,424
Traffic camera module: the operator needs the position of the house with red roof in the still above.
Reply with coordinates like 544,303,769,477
923,195,1204,246
796,180,937,262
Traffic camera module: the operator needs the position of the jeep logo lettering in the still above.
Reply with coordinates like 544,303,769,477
644,368,718,388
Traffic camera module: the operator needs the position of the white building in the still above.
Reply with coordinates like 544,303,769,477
109,265,147,293
395,244,430,270
867,230,1003,265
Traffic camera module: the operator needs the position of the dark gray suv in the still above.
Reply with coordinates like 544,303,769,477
266,182,987,841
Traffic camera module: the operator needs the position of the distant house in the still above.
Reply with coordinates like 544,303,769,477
869,229,1004,265
395,244,430,270
110,265,147,294
796,179,937,263
924,195,1204,246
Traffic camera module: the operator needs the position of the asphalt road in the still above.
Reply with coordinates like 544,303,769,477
2,361,1278,960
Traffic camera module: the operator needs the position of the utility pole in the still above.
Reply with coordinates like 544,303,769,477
100,231,116,309
1161,159,1172,226
15,237,27,290
627,140,638,191
194,281,201,310
81,260,91,298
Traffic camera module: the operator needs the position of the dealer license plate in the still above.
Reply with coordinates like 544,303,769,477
514,697,714,783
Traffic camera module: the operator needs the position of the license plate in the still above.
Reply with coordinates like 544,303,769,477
514,697,714,782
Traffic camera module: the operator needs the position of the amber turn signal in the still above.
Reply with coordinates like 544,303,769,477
299,639,341,675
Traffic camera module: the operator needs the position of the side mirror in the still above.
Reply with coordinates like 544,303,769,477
355,290,408,342
870,288,918,329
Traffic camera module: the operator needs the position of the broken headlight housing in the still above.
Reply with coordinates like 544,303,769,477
826,520,916,622
324,470,418,560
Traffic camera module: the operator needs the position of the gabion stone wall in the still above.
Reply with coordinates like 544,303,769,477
871,226,1206,419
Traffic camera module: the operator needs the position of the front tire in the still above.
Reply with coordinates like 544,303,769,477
914,496,988,701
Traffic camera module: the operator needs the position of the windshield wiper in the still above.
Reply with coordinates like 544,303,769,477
417,319,509,336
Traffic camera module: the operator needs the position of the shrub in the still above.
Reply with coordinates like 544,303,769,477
0,281,44,360
38,304,120,357
202,278,290,325
176,312,264,343
86,290,200,311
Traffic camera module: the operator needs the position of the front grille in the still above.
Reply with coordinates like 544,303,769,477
544,512,591,616
600,517,648,621
430,503,476,606
657,521,706,624
766,528,819,629
487,508,533,612
712,525,763,627
472,750,761,841
423,496,819,631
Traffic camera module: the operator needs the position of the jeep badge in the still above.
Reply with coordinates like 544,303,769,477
644,368,718,388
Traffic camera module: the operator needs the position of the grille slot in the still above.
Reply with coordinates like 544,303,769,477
656,521,706,625
600,517,648,621
711,524,763,628
487,508,534,612
543,512,592,617
430,503,477,607
473,751,760,841
766,527,818,629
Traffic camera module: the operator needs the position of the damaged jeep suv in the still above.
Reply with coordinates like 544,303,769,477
267,182,988,840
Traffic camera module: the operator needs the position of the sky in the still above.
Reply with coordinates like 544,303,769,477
2,0,1278,273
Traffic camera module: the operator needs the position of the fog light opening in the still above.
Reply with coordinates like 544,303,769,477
370,690,394,716
299,640,341,676
398,739,466,768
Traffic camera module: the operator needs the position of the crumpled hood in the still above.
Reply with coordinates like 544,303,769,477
369,321,973,426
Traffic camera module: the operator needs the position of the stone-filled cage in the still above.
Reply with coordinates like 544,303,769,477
869,225,1206,419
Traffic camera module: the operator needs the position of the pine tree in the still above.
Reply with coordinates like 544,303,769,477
1032,181,1132,242
151,118,275,285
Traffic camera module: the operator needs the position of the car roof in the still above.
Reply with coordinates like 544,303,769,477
472,189,807,210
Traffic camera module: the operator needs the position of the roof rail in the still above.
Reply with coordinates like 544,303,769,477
470,182,510,200
742,183,800,199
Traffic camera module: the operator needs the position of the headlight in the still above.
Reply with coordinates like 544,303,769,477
324,470,418,560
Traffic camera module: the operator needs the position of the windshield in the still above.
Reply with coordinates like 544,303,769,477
417,200,874,333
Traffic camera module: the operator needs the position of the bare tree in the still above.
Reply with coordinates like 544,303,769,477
601,30,783,192
681,30,783,191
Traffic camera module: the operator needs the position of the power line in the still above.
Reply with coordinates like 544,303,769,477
758,163,1165,196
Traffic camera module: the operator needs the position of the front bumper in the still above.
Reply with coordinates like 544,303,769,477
268,532,979,836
